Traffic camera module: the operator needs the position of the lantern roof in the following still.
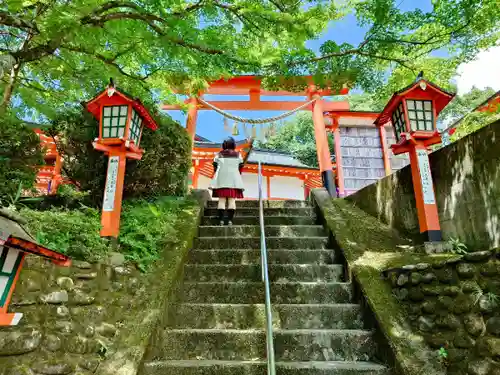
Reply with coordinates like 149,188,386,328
374,78,455,126
0,209,71,266
84,85,159,131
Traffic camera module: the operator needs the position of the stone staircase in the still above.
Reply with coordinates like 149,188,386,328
143,200,390,375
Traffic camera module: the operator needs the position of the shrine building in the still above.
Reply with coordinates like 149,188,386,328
192,135,324,200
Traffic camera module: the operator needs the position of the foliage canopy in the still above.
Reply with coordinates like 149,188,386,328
1,0,499,120
21,196,194,270
439,87,500,141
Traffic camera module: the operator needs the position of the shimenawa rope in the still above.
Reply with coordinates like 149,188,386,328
197,97,316,124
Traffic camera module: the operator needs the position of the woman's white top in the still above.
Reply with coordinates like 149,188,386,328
209,153,245,190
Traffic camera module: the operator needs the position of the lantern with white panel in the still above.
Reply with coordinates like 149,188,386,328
84,80,158,239
0,209,70,326
375,74,455,243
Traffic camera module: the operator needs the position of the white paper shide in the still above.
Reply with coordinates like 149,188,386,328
103,156,120,212
416,149,436,205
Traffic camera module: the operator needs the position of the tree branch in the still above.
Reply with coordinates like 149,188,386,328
83,8,232,56
356,51,416,73
82,11,166,27
216,2,263,32
370,18,473,47
170,0,205,17
268,0,286,12
61,45,158,82
81,1,146,20
7,1,253,69
0,11,39,33
287,38,415,73
9,37,62,63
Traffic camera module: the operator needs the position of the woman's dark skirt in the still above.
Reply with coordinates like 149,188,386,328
212,188,244,198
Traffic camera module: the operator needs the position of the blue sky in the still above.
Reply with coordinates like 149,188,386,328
163,0,441,143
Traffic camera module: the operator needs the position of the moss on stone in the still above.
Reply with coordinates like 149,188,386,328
312,189,450,375
95,197,204,375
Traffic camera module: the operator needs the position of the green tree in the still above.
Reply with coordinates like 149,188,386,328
439,86,497,126
0,0,333,118
47,109,190,206
2,1,499,121
0,114,43,204
257,112,333,168
449,99,500,142
266,0,499,95
348,92,384,112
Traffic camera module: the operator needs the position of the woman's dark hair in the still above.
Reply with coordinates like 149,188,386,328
222,137,236,150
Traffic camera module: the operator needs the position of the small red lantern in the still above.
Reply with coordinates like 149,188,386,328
85,79,158,156
84,80,158,238
375,74,455,243
376,75,454,154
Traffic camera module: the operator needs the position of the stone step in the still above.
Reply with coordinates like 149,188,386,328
207,200,310,208
181,282,352,304
204,208,314,217
184,264,344,282
198,225,325,238
193,237,329,250
202,216,317,226
189,249,335,265
143,360,389,375
151,329,377,362
167,303,363,330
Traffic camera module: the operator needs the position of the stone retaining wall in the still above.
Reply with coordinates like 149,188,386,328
312,189,447,375
0,255,137,375
0,195,205,375
347,119,500,249
384,249,500,375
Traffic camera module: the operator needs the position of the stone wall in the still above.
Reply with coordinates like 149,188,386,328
0,197,204,375
0,255,136,375
346,120,500,250
384,249,500,375
312,189,447,375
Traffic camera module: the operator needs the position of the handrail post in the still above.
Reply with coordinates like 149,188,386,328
258,161,276,375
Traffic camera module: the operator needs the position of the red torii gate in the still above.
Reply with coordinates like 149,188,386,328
162,75,350,196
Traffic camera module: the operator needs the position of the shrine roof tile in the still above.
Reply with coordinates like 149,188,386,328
247,148,317,169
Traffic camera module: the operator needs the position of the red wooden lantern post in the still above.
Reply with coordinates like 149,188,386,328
84,81,158,238
375,75,455,242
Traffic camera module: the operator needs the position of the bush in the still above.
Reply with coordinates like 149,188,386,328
0,115,44,206
119,197,192,271
47,109,191,206
20,206,109,261
20,197,194,270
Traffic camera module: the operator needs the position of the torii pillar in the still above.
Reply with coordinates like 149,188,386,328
186,97,199,149
309,89,335,197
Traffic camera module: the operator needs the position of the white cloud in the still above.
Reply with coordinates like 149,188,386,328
456,46,500,95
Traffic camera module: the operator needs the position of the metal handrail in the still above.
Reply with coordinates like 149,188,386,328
257,161,276,375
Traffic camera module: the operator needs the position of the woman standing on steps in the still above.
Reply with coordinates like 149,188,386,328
209,137,245,226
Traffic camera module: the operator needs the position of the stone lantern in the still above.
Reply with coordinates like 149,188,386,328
375,74,455,243
84,80,158,239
